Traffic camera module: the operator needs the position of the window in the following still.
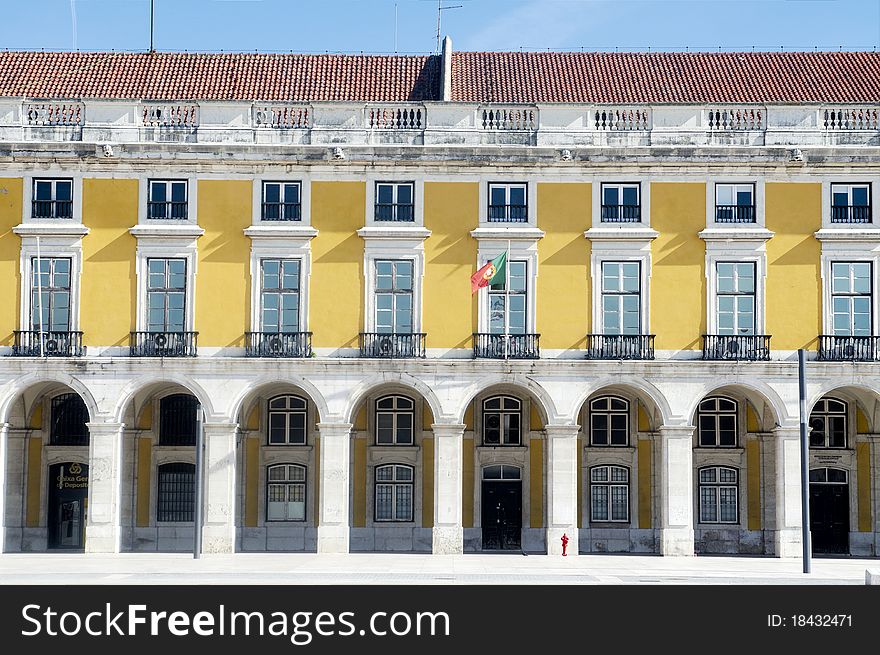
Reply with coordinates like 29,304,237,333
159,394,199,446
148,180,188,220
590,397,629,446
601,183,640,222
831,183,871,223
375,182,414,222
698,397,738,447
831,262,872,336
157,462,195,522
30,257,71,332
601,262,640,335
590,465,630,522
260,259,301,333
375,395,414,445
809,467,848,484
267,395,307,445
715,184,755,223
809,398,847,449
374,464,414,522
716,262,756,335
49,393,89,446
375,260,413,333
699,466,738,524
267,464,306,521
32,179,73,219
482,464,521,480
488,260,527,335
488,183,527,222
147,258,186,332
483,396,521,446
261,182,301,221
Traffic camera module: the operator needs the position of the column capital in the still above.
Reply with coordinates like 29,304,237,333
317,422,353,436
773,426,802,440
544,424,580,438
202,421,240,435
85,421,125,433
658,425,696,439
430,423,466,438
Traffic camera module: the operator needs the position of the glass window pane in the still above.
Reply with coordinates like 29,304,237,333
490,186,507,206
509,186,526,206
284,184,300,204
622,186,638,206
716,185,733,205
397,184,412,204
150,182,166,202
852,186,869,206
700,487,717,522
611,486,628,520
603,186,619,205
55,181,72,201
591,485,608,521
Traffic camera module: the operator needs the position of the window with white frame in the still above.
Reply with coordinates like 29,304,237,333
157,462,195,523
601,262,641,334
375,182,414,222
375,260,413,333
374,464,414,522
601,183,640,222
697,397,738,447
809,398,847,449
267,464,306,521
267,395,308,445
590,465,630,522
488,260,527,334
32,179,73,219
488,183,528,222
260,259,301,333
261,182,302,221
589,396,629,446
148,179,188,220
483,396,521,446
831,183,871,224
698,466,738,524
375,395,414,445
715,184,755,223
146,258,186,332
30,257,71,332
831,262,872,336
716,262,756,335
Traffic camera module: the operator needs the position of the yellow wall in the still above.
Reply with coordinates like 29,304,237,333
423,182,478,349
536,183,591,348
530,403,542,431
244,436,259,528
746,403,760,433
746,439,762,530
136,437,152,527
25,437,41,527
196,180,251,347
29,403,42,430
462,437,474,527
422,436,434,528
651,183,706,351
81,179,137,345
352,438,366,527
856,407,869,434
529,438,543,528
0,178,22,346
310,182,364,348
637,402,651,433
857,442,872,532
637,439,652,529
765,183,821,350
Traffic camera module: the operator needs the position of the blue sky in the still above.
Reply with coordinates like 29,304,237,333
0,0,878,53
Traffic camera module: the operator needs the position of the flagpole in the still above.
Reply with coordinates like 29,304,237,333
504,239,510,359
36,236,45,358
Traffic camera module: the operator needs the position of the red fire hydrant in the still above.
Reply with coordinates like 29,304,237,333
561,533,569,556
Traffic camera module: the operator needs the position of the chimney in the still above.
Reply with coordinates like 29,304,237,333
440,35,453,102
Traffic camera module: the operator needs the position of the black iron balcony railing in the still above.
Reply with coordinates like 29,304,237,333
147,201,188,220
585,334,655,360
32,200,73,219
830,205,872,224
702,334,771,361
359,332,426,358
261,202,302,221
818,335,880,362
473,333,540,359
600,204,641,223
374,203,414,222
245,331,312,357
130,331,198,357
12,330,83,357
715,205,756,223
488,204,528,222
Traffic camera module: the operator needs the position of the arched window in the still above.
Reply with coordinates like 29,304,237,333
590,465,630,522
50,393,89,446
698,466,738,524
159,394,199,446
157,462,195,522
483,396,521,446
375,395,414,445
267,464,307,521
268,395,308,445
697,397,737,447
589,396,629,446
482,464,522,480
809,398,847,449
374,464,414,522
809,467,848,484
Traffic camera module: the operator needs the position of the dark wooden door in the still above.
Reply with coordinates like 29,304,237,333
481,481,522,550
47,462,88,550
809,483,849,555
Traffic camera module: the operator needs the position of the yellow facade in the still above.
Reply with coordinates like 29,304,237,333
0,177,22,346
746,439,762,530
529,438,543,529
244,436,259,528
462,437,474,528
637,439,652,529
857,442,872,532
136,438,152,527
422,436,434,528
25,436,41,527
352,437,367,528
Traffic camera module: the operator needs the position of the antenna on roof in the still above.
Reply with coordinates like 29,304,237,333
149,0,155,52
435,1,462,54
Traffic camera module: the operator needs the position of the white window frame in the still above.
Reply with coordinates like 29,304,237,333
711,260,759,336
697,397,739,448
22,174,84,225
479,180,537,227
599,182,642,223
375,395,415,446
713,182,757,224
809,398,848,450
698,466,739,524
253,176,312,226
267,395,309,446
372,181,416,223
247,237,313,334
589,396,630,447
363,249,423,333
591,251,651,337
705,251,767,336
829,261,873,337
820,252,880,337
704,178,765,230
266,463,307,522
598,260,643,335
482,395,523,446
257,258,304,334
17,237,84,333
372,259,416,334
592,177,651,227
821,178,880,229
589,465,630,523
259,180,303,222
138,176,198,225
365,175,423,227
134,242,197,333
374,463,415,522
476,242,538,334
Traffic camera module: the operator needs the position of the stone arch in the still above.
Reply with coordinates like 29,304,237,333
0,372,100,425
112,373,215,424
342,372,444,426
685,379,787,431
568,376,672,429
229,375,330,427
807,383,880,433
454,375,557,426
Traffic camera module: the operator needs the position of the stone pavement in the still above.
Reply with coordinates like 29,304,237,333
0,553,877,585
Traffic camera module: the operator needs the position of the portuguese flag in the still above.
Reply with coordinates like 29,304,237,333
471,251,507,294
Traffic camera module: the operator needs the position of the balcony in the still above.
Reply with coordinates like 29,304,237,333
600,204,641,223
585,334,655,360
31,200,73,219
245,331,312,358
830,205,872,224
702,334,771,361
715,205,756,223
473,333,540,359
359,332,426,358
12,330,83,357
488,204,528,223
261,202,301,221
374,203,414,222
818,335,880,362
147,201,188,220
130,331,198,357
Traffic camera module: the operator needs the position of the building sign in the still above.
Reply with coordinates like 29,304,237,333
56,462,88,490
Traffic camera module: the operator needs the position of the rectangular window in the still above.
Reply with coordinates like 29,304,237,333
831,262,872,336
147,258,186,332
698,467,739,524
375,465,414,522
30,257,71,332
375,182,414,222
267,465,306,521
831,183,871,223
488,183,527,222
148,180,188,220
157,463,195,523
716,262,756,335
601,183,640,222
715,183,755,223
590,466,630,522
262,182,301,221
261,259,301,333
601,262,640,335
488,260,527,335
32,179,73,219
375,260,413,333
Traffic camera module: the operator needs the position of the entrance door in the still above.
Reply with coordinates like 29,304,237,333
481,481,522,550
809,468,849,555
48,462,88,550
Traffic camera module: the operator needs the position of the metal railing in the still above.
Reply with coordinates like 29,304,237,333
12,330,83,357
818,335,880,362
374,203,414,222
702,334,771,361
600,204,641,222
32,200,73,219
488,204,528,222
473,333,540,359
830,205,872,224
147,201,188,220
130,331,198,357
245,331,312,358
585,334,655,360
359,332,426,358
715,205,756,223
261,202,302,221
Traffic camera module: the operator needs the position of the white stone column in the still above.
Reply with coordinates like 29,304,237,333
317,422,352,554
85,422,124,553
773,427,803,558
545,424,579,556
658,425,695,556
432,423,465,554
201,422,238,554
0,423,8,553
